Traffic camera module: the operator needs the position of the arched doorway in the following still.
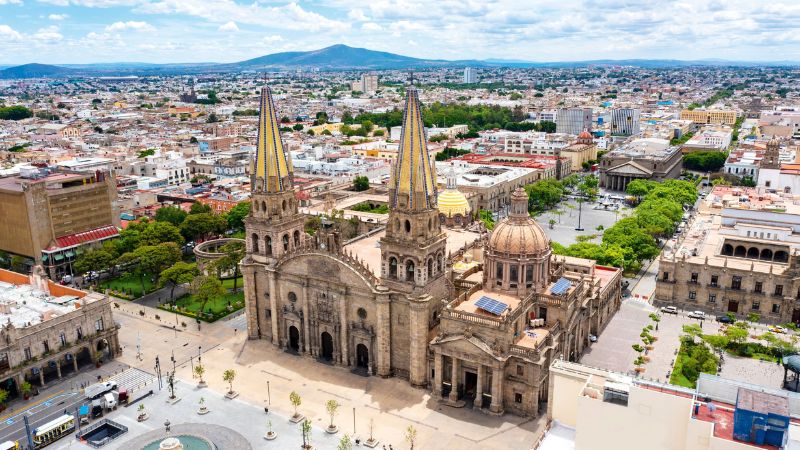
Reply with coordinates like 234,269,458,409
321,332,334,361
96,338,110,361
356,344,369,369
288,326,300,352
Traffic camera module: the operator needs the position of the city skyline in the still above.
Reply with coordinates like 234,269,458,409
1,0,800,65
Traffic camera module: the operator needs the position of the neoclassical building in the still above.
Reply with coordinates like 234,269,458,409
243,85,622,416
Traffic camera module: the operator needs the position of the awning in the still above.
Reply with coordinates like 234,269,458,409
54,254,64,261
65,251,75,258
55,225,119,248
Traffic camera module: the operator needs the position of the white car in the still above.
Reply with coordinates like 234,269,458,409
661,306,678,315
688,311,706,320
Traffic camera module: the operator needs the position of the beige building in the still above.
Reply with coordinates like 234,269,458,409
680,109,738,126
243,84,622,417
0,268,119,400
547,360,800,450
562,131,599,170
599,138,683,191
655,186,800,324
0,169,120,279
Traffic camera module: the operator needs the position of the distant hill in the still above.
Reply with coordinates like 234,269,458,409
0,63,76,79
227,44,473,70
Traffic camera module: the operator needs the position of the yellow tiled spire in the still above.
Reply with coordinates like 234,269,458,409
253,85,293,193
390,86,437,210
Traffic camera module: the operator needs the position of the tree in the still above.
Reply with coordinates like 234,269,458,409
180,213,227,241
155,206,188,226
302,419,312,449
223,369,236,394
0,106,33,121
404,425,417,450
210,241,245,292
626,179,655,198
725,326,748,345
682,324,703,343
189,201,212,215
206,112,219,123
116,242,181,294
479,210,495,230
158,262,198,302
139,221,184,246
338,434,353,450
525,179,565,212
747,313,761,324
290,391,302,418
353,176,370,191
225,201,250,231
190,275,225,316
649,313,661,331
683,152,727,172
194,363,206,384
326,399,340,430
74,248,114,280
20,381,32,399
0,388,8,406
293,123,304,131
632,343,644,355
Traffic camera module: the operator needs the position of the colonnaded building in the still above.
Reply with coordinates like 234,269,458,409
243,84,623,416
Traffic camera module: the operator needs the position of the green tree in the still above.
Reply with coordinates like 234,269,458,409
290,391,302,418
525,179,565,212
225,201,251,231
326,399,340,429
683,152,727,172
180,213,227,241
139,221,184,246
479,210,495,230
405,425,418,450
210,241,245,292
338,434,353,450
293,123,304,131
74,248,114,281
223,369,236,394
190,275,226,317
626,179,655,198
206,112,219,123
189,202,212,215
725,326,748,345
158,261,198,302
118,242,182,294
682,324,703,343
353,176,370,191
0,388,9,406
0,105,33,120
154,206,188,226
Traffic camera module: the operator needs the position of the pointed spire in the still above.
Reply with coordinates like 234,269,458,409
446,162,457,190
389,86,437,210
253,85,293,193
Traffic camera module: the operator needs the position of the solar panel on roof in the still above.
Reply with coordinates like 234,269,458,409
551,277,572,295
475,296,509,316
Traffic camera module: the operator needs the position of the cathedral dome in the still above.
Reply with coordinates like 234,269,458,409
438,189,471,218
488,188,550,257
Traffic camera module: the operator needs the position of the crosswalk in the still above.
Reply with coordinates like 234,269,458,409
106,367,156,396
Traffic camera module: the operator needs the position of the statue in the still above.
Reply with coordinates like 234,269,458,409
167,371,176,400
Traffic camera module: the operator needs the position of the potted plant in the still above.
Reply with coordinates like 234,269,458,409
634,356,646,374
404,425,417,450
195,364,206,388
223,369,237,398
137,403,148,421
301,418,313,450
197,397,209,415
264,420,277,440
364,418,379,448
20,381,33,400
326,399,339,434
289,391,304,422
338,434,352,450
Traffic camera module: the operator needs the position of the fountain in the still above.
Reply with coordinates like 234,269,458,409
142,435,215,450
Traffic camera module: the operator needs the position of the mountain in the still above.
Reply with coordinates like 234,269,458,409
227,44,474,70
0,63,76,79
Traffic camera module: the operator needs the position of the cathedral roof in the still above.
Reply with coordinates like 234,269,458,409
488,188,550,256
389,86,437,210
253,85,293,193
438,189,471,218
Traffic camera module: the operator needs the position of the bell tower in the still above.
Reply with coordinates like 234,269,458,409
380,86,447,294
245,85,305,264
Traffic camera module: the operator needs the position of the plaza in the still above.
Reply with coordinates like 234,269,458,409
533,197,632,246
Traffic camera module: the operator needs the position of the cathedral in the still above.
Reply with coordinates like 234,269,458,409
243,84,623,417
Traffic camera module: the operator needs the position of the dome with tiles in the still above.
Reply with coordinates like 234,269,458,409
488,188,550,256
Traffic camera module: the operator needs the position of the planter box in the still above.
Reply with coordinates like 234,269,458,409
225,391,239,399
289,414,305,423
264,432,277,441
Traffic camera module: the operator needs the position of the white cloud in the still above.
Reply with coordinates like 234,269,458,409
348,9,368,21
37,0,137,6
262,35,283,44
0,25,22,40
218,21,239,32
48,14,69,20
362,22,382,31
33,25,63,43
105,21,155,32
0,0,22,4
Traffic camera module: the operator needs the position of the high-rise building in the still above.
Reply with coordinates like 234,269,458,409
610,108,641,136
463,67,477,84
556,108,593,135
361,74,378,93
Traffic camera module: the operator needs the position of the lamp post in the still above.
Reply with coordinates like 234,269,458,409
575,195,584,231
267,380,271,405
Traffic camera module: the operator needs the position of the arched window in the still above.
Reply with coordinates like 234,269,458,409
747,247,759,259
293,230,300,247
265,236,272,256
722,244,733,256
405,220,411,233
261,201,267,212
282,199,287,211
389,257,398,279
283,234,290,251
734,246,746,257
775,250,789,262
427,258,433,278
437,253,443,273
760,248,773,260
406,260,415,282
251,233,259,253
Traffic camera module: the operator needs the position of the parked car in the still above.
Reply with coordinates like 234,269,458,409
589,334,598,343
770,326,788,334
85,380,117,400
661,306,679,315
688,311,706,320
717,315,734,324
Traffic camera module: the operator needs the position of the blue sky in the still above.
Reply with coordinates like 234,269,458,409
1,0,799,65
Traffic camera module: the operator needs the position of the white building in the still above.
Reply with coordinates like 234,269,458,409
463,67,477,84
556,108,593,135
610,108,641,136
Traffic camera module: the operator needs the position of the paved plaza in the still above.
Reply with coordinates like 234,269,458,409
534,198,632,247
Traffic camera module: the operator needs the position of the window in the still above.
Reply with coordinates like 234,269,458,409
775,285,784,296
525,265,534,288
689,291,697,300
357,308,367,320
288,292,297,303
731,276,742,290
515,393,523,404
773,304,781,314
43,341,50,353
662,272,669,281
24,347,32,360
690,273,698,283
59,333,67,346
752,301,760,311
496,263,504,286
95,318,104,332
76,327,83,340
710,275,719,287
708,294,716,303
516,365,524,376
509,265,519,286
755,281,763,293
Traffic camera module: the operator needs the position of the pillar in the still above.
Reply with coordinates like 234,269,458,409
490,366,504,414
408,298,428,387
268,271,279,345
39,368,45,387
449,357,460,402
56,360,61,379
474,364,485,410
245,268,260,339
72,354,78,372
433,351,443,397
301,281,310,354
375,288,392,377
339,294,349,366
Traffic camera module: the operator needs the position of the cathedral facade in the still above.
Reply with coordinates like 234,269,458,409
243,85,623,417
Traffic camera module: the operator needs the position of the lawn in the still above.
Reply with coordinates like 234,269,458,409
159,291,244,322
220,277,244,290
100,273,155,299
669,338,719,389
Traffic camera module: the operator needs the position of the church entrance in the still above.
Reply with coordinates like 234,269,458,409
321,332,334,361
356,344,369,369
289,326,300,352
464,371,478,401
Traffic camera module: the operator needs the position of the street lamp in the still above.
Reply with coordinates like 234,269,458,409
575,195,584,231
